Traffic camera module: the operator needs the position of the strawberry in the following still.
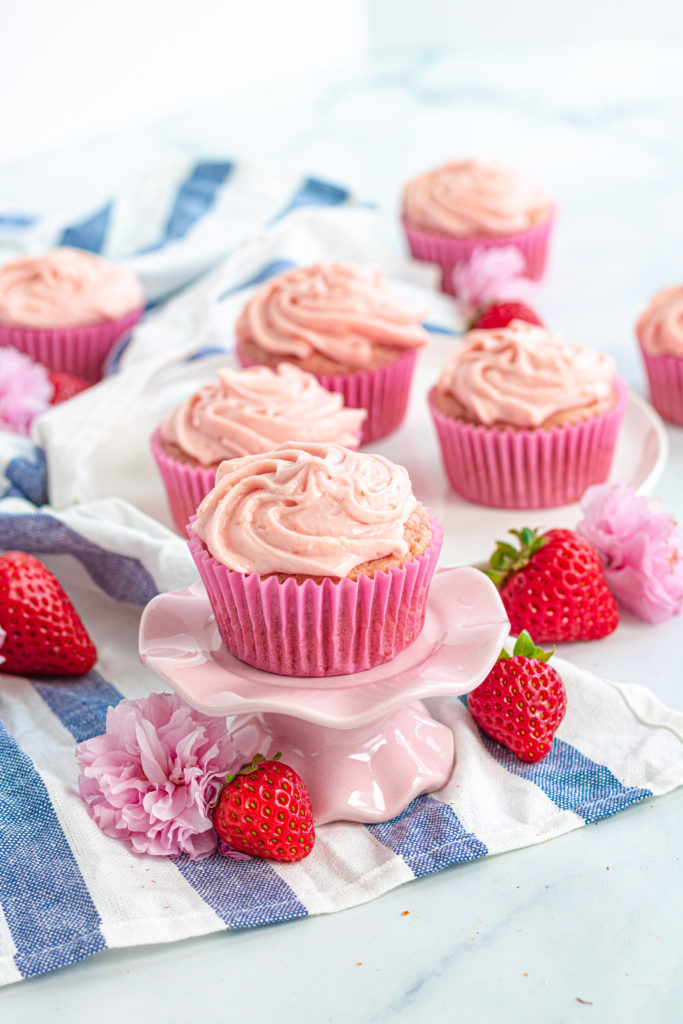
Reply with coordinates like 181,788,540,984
48,371,90,405
212,752,315,862
470,301,544,330
486,527,619,643
0,551,97,676
469,631,566,762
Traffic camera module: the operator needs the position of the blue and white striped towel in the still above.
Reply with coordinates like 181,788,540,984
1,164,683,987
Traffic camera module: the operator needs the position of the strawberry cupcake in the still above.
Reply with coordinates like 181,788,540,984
401,159,555,296
188,442,443,677
235,262,428,444
0,248,145,381
152,362,367,532
635,285,683,426
428,320,628,509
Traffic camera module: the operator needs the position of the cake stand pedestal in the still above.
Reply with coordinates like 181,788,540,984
139,568,509,824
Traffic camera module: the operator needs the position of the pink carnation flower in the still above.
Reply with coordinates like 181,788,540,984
0,347,52,435
577,483,683,625
452,246,535,320
76,692,242,859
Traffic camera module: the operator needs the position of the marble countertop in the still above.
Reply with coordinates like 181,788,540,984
2,43,683,1024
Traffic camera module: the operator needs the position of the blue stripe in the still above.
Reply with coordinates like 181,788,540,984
59,202,112,253
272,176,350,222
175,855,307,929
461,698,652,822
0,213,35,229
0,512,158,605
217,259,297,302
423,321,461,336
0,721,105,978
366,796,487,877
33,670,122,744
140,161,234,254
2,447,48,505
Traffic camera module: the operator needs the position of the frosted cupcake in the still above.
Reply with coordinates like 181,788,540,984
428,320,628,508
188,442,443,677
635,285,683,426
0,248,144,381
152,362,367,532
235,262,428,443
402,160,554,296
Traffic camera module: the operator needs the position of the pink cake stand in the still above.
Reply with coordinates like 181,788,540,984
139,567,509,825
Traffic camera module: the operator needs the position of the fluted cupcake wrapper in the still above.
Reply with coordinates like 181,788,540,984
236,347,418,445
640,347,683,427
187,513,444,678
428,379,628,509
0,306,144,382
151,429,217,533
403,212,555,297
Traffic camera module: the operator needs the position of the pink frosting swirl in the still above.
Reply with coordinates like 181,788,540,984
436,320,616,428
161,363,367,464
402,160,552,238
0,248,144,328
192,442,418,577
236,262,428,369
636,285,683,357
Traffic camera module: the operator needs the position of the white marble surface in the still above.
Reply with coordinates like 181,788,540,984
2,42,683,1023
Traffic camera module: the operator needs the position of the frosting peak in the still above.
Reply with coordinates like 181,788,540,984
0,248,144,328
636,285,683,357
236,262,428,368
161,363,367,464
402,160,552,238
436,320,616,428
192,442,417,577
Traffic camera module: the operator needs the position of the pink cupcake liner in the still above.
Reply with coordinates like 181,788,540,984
403,210,555,297
0,306,144,382
639,347,683,427
187,512,444,677
236,346,418,445
151,429,217,533
428,378,629,509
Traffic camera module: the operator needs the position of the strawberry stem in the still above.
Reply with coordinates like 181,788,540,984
484,527,547,588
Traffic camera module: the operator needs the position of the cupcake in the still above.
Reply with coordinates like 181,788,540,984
0,248,145,381
235,261,428,444
428,320,628,509
401,159,555,296
635,285,683,426
187,442,443,677
152,362,367,532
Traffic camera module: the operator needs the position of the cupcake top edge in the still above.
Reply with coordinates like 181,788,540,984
161,363,367,465
0,247,145,328
402,159,553,238
434,320,617,429
191,441,419,577
636,284,683,357
235,261,429,370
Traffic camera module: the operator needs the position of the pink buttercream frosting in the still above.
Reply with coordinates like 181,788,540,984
236,262,428,369
192,442,418,577
161,363,366,465
402,160,552,238
0,248,144,328
636,285,683,357
436,320,616,428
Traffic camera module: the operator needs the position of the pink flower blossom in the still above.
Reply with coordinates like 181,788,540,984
452,246,535,320
0,347,53,435
76,692,242,859
577,483,683,625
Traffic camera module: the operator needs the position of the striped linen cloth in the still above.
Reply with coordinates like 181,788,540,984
1,164,683,987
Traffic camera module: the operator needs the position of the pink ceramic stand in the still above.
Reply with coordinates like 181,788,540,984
139,567,509,824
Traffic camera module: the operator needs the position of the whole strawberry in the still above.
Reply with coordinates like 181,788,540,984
0,551,97,676
470,301,544,331
212,752,315,862
486,527,619,642
48,371,91,405
469,631,566,762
